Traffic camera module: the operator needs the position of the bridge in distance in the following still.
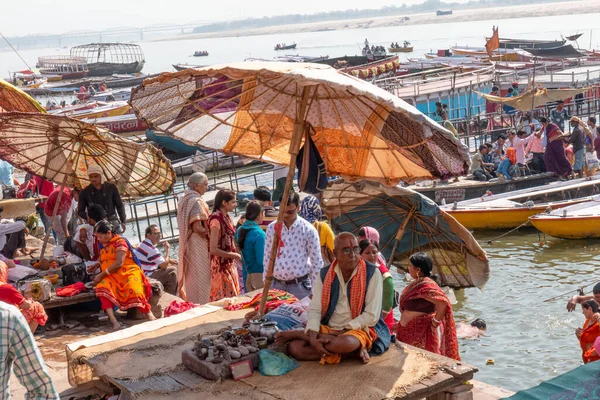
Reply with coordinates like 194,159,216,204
4,21,219,49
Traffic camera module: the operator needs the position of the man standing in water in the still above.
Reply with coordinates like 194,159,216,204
77,165,127,234
567,283,600,311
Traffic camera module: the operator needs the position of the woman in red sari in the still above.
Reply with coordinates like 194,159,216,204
577,300,600,364
208,190,241,301
0,261,48,333
396,252,460,360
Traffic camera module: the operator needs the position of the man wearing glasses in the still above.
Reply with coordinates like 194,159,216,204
274,232,390,364
134,225,178,295
264,191,323,300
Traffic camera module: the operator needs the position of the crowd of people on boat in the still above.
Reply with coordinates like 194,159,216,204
77,82,107,101
470,94,600,182
390,41,410,49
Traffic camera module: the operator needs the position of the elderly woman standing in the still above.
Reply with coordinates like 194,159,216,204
208,189,241,301
176,172,211,304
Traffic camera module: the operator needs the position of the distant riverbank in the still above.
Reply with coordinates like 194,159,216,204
157,0,598,42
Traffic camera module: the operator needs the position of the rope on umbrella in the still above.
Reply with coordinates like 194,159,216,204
483,220,531,245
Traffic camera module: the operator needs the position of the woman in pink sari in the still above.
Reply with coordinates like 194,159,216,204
176,172,211,304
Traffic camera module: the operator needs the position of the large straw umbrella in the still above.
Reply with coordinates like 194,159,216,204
323,179,489,289
0,112,176,256
0,79,46,113
130,62,471,314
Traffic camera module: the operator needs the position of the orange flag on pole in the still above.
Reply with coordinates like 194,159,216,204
486,26,499,57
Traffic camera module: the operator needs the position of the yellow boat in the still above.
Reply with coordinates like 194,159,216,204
529,197,600,239
446,198,589,230
70,101,131,120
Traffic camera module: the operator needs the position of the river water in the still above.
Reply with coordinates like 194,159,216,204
6,12,600,393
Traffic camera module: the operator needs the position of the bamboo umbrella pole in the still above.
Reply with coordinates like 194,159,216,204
386,207,416,268
258,85,314,317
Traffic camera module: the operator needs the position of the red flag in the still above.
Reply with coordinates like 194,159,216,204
486,26,499,58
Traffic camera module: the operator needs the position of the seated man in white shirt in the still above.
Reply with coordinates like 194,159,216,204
0,206,28,259
274,232,390,365
133,224,178,295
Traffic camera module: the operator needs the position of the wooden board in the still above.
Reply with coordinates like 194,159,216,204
42,291,97,309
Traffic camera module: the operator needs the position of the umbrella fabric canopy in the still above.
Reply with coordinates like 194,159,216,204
0,79,46,113
323,180,489,289
130,62,470,185
0,112,175,197
477,87,589,111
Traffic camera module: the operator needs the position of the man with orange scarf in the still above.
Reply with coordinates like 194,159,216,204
275,232,390,364
396,252,460,360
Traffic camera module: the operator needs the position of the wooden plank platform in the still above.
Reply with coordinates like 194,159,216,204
42,291,97,310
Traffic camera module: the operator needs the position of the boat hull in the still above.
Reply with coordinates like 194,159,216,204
388,47,414,53
448,199,589,230
86,61,145,76
414,173,556,204
529,216,600,239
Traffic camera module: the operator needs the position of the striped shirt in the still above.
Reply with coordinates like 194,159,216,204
133,239,165,275
0,302,58,399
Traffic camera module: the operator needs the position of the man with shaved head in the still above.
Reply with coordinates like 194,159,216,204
275,232,390,364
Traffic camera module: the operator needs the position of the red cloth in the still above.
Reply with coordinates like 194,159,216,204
33,176,54,207
44,187,72,216
56,282,86,297
225,289,298,314
17,179,37,199
0,284,25,306
164,300,199,317
396,277,460,361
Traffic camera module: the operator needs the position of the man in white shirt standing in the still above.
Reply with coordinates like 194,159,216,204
264,191,323,300
133,225,178,295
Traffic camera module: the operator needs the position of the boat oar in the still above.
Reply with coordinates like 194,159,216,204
542,283,595,303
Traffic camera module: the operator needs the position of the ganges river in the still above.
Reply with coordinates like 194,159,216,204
5,11,600,392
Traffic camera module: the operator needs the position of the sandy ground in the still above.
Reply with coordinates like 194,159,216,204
159,0,600,42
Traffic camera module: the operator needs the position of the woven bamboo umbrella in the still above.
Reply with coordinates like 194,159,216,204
323,180,490,289
129,62,471,314
0,79,46,113
0,112,176,256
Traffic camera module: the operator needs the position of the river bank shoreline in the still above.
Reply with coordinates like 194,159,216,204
157,0,599,43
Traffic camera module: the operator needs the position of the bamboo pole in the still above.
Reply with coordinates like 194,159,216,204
386,207,417,268
258,85,314,317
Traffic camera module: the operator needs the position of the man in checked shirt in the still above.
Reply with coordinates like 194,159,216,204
0,301,58,399
264,191,324,300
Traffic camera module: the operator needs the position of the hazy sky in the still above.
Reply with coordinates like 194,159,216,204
3,0,468,36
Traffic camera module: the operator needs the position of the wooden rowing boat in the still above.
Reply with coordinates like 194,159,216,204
388,46,414,53
441,177,600,229
529,196,600,239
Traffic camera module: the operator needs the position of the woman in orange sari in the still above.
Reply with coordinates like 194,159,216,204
577,300,600,364
396,252,460,360
0,261,48,333
208,190,241,301
92,220,156,330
